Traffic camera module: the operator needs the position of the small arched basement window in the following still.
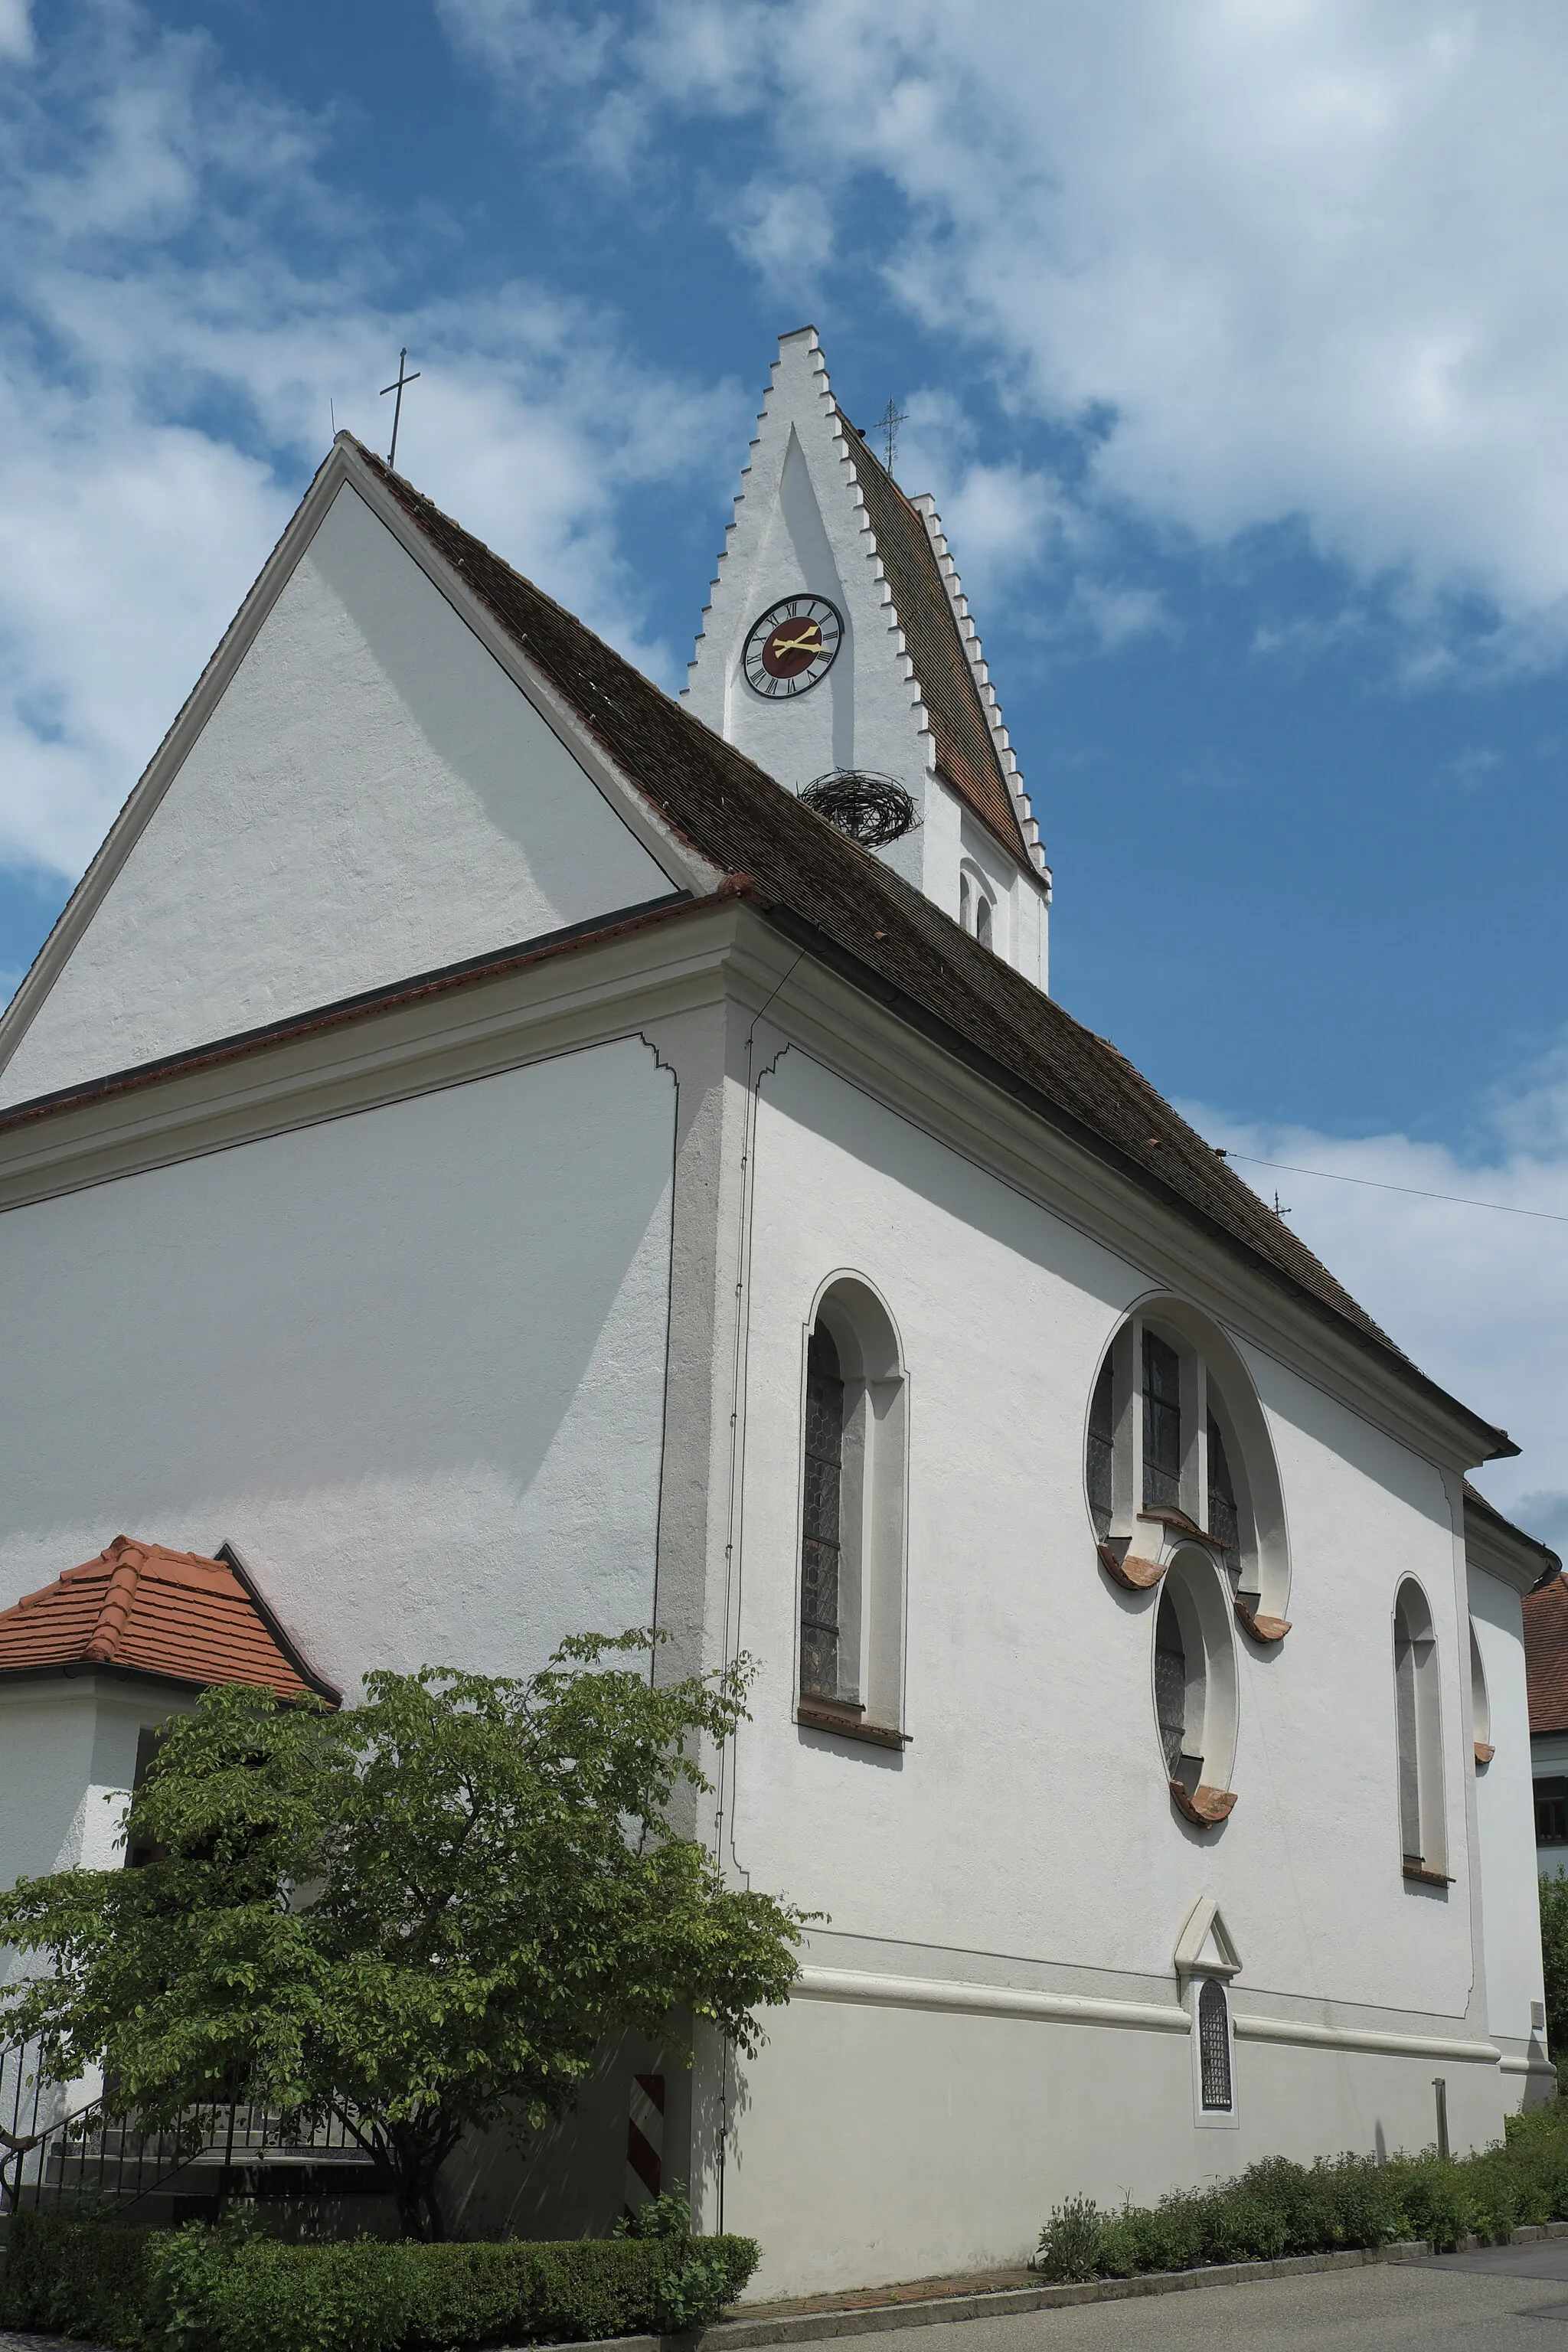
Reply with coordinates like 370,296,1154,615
1085,1299,1290,1641
797,1279,909,1749
1394,1579,1448,1883
1150,1549,1238,1828
1198,1980,1233,2111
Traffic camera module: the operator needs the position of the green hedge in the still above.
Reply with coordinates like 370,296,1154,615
0,2207,760,2350
1035,2100,1568,2283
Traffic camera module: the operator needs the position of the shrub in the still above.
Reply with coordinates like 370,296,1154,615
1033,2099,1568,2282
1034,2195,1103,2282
0,2207,760,2351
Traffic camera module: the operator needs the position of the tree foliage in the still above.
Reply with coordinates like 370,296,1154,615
0,1635,806,2239
1540,1869,1568,2092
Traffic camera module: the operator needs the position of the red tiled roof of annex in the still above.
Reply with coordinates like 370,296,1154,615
0,1537,336,1701
1525,1573,1568,1736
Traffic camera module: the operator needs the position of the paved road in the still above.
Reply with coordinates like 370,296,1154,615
812,2243,1568,2352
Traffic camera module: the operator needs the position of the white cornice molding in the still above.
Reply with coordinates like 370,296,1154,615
0,439,722,1093
726,920,1508,1474
0,895,1500,1473
0,901,749,1211
1464,1495,1559,1596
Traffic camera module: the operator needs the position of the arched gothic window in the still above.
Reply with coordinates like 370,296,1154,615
1469,1622,1493,1766
1084,1300,1291,1642
797,1279,909,1748
800,1326,845,1700
1393,1579,1448,1882
1198,1980,1233,2111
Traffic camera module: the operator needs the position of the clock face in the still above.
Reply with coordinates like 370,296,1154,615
743,595,844,698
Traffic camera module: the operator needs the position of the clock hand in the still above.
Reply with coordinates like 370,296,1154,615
769,630,822,655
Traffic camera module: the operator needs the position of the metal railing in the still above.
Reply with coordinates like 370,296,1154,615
2,2040,371,2224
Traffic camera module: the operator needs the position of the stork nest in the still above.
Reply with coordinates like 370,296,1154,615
799,770,919,847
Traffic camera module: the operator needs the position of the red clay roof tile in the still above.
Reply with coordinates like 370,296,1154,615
0,1537,337,1702
1526,1574,1568,1736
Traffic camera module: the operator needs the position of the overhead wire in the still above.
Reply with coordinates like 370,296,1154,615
1214,1149,1568,1226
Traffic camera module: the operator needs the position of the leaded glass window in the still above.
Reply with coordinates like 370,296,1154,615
1142,1331,1182,1511
1394,1605,1421,1862
1087,1357,1116,1539
1198,1980,1233,2110
800,1324,844,1699
1207,1413,1240,1555
1155,1591,1187,1779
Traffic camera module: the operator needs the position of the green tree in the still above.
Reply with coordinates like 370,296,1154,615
1540,1869,1568,2092
0,1635,806,2239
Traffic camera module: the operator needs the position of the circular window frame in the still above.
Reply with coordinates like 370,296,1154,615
1084,1294,1292,1640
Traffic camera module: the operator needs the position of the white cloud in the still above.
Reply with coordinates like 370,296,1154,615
1186,1047,1568,1554
0,5,742,882
441,0,1568,661
0,0,31,61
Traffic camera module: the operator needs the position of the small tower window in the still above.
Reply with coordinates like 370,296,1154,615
800,1324,844,1700
1198,1980,1233,2110
975,894,993,949
1142,1331,1183,1511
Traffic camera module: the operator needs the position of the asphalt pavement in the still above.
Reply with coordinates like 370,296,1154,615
782,2241,1568,2352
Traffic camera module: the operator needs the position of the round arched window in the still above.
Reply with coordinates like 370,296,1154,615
1086,1298,1291,1642
1151,1546,1238,1826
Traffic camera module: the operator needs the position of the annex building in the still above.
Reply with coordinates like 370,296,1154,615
0,328,1557,2295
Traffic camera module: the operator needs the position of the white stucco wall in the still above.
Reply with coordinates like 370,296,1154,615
0,1037,676,1718
0,1683,155,1894
733,1048,1478,2010
1469,1568,1549,2054
716,1044,1499,2288
0,483,674,1109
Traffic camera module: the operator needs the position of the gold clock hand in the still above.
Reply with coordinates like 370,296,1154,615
769,630,822,655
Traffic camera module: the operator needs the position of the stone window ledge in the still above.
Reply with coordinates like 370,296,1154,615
1234,1597,1291,1645
1170,1780,1237,1828
1402,1859,1454,1888
795,1699,911,1749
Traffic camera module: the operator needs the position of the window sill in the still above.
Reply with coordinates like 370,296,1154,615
795,1700,911,1749
1475,1742,1495,1766
1099,1540,1165,1592
1234,1598,1291,1645
1402,1860,1455,1887
1169,1780,1236,1828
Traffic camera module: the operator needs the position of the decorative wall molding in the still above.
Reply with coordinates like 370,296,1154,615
793,1965,1190,2034
1231,2014,1499,2064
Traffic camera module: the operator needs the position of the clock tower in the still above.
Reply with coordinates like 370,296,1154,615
684,326,1051,991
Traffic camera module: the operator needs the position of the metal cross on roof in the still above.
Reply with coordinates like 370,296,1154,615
380,348,421,474
874,397,907,475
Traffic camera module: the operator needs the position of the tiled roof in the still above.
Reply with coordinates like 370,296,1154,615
355,443,1511,1453
837,416,1032,866
1527,1573,1568,1736
0,1537,338,1701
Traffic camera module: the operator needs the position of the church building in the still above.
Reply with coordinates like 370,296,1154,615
0,327,1557,2295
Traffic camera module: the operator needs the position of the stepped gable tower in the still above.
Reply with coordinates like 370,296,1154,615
684,326,1052,991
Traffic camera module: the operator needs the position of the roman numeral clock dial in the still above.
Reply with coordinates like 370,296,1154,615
743,595,844,698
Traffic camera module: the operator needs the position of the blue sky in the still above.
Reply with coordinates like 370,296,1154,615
5,0,1568,1534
